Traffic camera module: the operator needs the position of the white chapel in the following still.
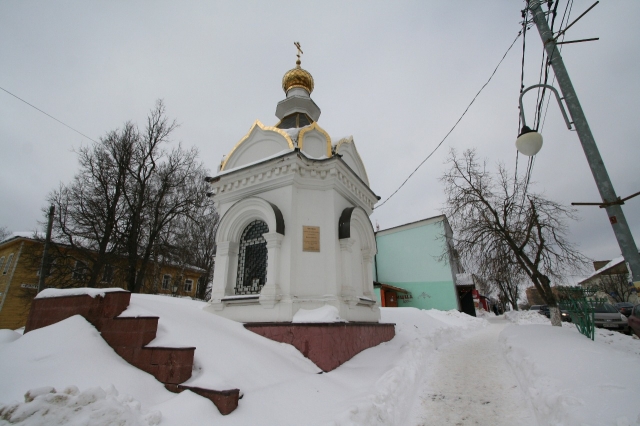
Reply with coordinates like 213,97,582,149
204,48,381,323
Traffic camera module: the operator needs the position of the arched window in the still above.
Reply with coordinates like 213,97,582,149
235,220,269,295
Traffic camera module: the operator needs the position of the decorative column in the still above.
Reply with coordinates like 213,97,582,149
259,232,284,308
210,241,239,310
339,238,356,305
362,252,375,299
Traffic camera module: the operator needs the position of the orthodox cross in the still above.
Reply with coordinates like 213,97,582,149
294,41,303,65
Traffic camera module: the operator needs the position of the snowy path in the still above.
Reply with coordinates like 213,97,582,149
410,318,538,426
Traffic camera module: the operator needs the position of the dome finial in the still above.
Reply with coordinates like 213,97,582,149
294,41,303,68
282,42,314,94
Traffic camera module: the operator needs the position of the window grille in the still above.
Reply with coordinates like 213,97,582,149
184,279,193,293
102,265,114,283
235,220,268,295
72,261,87,281
37,258,56,277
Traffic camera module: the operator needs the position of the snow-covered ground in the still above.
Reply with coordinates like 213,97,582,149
0,296,639,425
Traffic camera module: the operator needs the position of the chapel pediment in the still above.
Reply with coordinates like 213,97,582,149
220,120,294,172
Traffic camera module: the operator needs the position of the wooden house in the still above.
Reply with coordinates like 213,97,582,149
0,236,205,330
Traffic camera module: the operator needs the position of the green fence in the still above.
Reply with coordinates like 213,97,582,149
557,286,607,341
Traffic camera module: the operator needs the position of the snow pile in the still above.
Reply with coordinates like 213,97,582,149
329,308,487,425
500,323,640,425
589,326,640,356
292,305,345,323
0,315,170,410
0,386,160,426
475,309,496,319
0,294,491,426
505,309,550,325
0,330,21,345
5,291,638,425
35,287,127,299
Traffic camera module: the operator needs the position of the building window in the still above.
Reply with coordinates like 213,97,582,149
184,279,193,293
162,274,171,291
37,258,57,277
235,220,268,295
3,254,14,275
0,257,5,273
72,261,87,281
102,265,114,283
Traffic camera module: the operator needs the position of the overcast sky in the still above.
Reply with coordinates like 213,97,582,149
1,1,639,281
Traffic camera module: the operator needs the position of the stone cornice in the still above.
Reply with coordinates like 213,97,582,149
208,152,378,213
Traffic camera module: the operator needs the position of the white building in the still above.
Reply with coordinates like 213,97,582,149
204,54,381,323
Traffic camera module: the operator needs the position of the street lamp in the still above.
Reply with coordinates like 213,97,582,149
520,1,640,288
515,84,572,157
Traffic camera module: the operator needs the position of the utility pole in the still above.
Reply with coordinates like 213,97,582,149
37,205,55,293
527,0,640,286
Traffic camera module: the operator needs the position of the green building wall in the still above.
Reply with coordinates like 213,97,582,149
374,216,460,311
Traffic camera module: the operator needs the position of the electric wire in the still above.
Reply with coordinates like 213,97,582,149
540,0,573,131
514,4,531,189
374,31,522,210
519,0,573,203
0,85,99,143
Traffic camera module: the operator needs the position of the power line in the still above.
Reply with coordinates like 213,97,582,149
540,0,574,132
374,31,522,210
0,85,99,143
519,0,573,207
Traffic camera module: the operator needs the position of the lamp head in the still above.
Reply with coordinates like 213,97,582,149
515,126,543,156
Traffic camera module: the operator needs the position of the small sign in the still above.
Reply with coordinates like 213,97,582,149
302,226,320,252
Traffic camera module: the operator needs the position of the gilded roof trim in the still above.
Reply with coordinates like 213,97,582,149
220,120,295,171
298,122,332,158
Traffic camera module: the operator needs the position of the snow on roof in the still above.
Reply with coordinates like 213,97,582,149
0,232,41,245
35,287,129,299
456,273,474,286
281,124,311,139
214,149,293,177
579,255,626,283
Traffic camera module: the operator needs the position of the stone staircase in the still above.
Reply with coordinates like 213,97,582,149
24,290,239,415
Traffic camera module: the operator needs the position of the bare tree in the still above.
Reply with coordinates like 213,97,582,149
441,149,589,326
47,123,135,288
147,176,219,300
595,273,635,303
0,227,11,242
473,274,495,298
485,245,526,311
42,100,217,293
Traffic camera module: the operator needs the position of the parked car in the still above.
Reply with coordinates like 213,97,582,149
593,303,629,334
529,305,543,313
628,305,640,337
537,305,571,322
614,302,634,317
538,305,549,317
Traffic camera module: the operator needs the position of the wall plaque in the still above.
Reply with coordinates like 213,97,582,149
302,226,320,252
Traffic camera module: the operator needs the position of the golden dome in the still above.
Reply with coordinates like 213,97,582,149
282,60,314,94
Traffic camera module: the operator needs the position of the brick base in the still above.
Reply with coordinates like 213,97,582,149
23,291,238,414
24,291,131,333
244,322,395,372
165,384,240,415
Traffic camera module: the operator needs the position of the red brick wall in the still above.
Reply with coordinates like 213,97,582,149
24,291,131,333
245,322,395,372
22,291,237,414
